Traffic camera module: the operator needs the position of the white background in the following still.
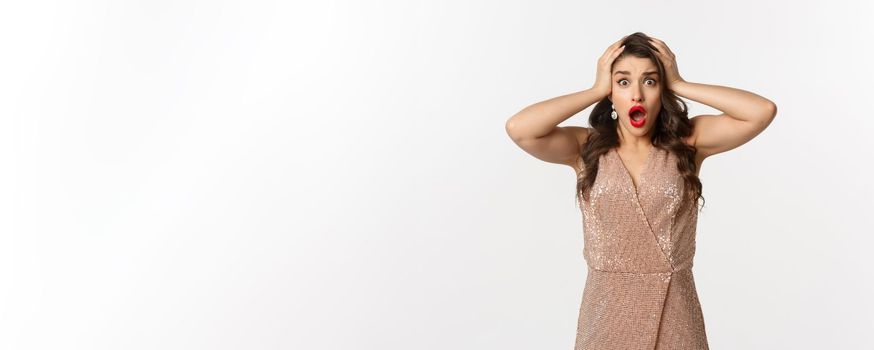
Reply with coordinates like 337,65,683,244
1,1,872,349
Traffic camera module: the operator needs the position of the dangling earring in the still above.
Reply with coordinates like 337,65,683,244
610,104,618,120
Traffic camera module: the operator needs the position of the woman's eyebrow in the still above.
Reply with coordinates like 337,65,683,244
613,71,659,76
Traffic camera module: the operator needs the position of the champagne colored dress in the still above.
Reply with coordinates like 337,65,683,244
573,147,709,350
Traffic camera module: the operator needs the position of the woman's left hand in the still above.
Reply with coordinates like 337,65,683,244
648,37,685,89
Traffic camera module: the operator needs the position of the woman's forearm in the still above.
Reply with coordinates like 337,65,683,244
671,81,777,122
506,87,607,140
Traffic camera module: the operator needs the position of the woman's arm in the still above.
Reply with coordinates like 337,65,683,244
505,37,627,169
506,87,607,140
673,81,777,158
646,36,777,158
504,88,604,168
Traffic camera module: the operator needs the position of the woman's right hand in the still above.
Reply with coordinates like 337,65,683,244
592,37,627,98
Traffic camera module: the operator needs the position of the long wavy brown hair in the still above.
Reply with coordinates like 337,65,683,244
576,32,705,213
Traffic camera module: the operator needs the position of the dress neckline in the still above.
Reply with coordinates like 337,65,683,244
612,146,656,196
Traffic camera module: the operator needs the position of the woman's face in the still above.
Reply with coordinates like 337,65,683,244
610,56,662,137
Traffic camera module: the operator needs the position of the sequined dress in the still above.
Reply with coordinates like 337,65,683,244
573,147,708,350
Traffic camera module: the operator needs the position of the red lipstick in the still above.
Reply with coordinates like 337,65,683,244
628,105,647,128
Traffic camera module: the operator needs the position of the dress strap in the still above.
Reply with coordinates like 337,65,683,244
576,155,585,178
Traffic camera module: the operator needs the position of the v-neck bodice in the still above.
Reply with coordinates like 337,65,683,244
612,147,655,198
573,147,707,349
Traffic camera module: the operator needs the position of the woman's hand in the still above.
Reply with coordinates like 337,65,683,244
647,36,685,90
592,36,627,98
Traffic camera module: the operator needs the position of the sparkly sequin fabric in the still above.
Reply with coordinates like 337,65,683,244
573,147,708,350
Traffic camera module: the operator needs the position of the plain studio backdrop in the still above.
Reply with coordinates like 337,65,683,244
1,1,872,349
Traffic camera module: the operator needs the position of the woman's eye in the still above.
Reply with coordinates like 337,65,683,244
617,79,657,86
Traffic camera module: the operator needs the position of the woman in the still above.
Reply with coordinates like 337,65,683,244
504,32,776,349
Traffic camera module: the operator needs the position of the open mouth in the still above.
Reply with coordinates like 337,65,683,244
628,105,647,126
629,105,647,121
